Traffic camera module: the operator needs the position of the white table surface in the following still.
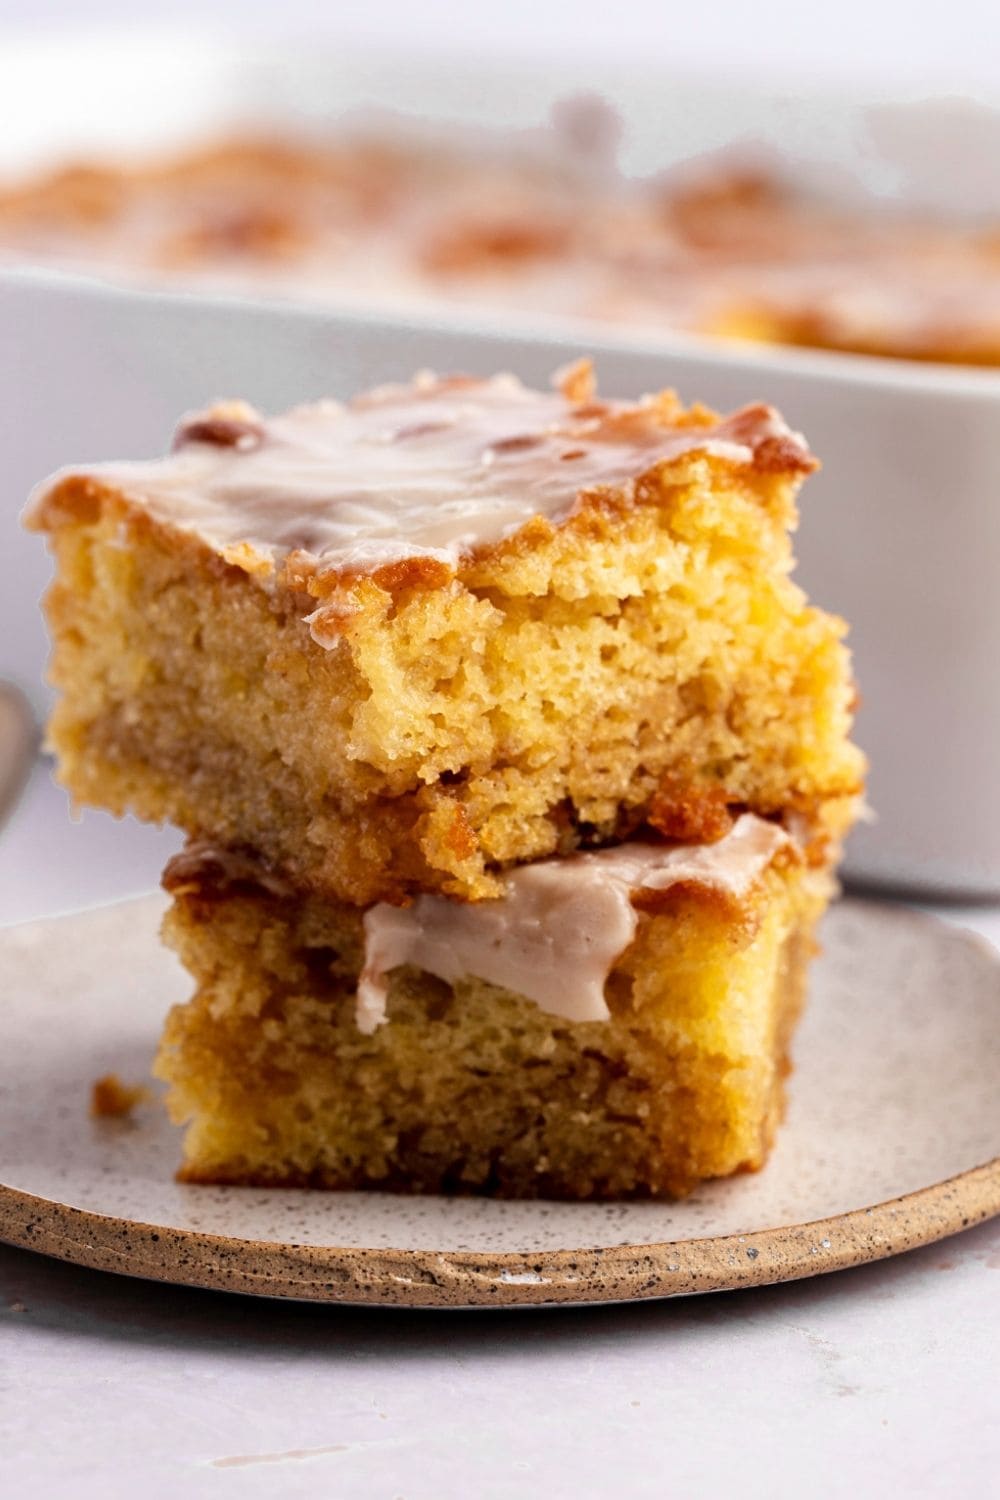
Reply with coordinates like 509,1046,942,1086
2,764,999,1497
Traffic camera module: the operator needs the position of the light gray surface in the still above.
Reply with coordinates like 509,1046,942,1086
1,1177,998,1495
0,759,181,925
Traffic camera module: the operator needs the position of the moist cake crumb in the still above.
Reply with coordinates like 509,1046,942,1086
26,363,863,905
90,1073,148,1119
156,826,832,1198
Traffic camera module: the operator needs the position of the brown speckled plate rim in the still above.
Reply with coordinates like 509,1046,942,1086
1,1156,998,1308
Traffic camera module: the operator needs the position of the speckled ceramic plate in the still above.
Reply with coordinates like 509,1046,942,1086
1,896,998,1308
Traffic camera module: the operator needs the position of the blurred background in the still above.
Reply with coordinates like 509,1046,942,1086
3,0,1000,929
3,0,1000,85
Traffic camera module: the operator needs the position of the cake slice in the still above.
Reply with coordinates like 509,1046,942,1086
155,814,831,1198
27,361,863,903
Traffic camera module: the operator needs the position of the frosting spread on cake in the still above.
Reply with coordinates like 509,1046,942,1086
28,369,812,600
356,813,791,1032
162,814,793,1032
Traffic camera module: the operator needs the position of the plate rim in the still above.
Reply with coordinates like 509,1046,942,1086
2,896,1000,1308
2,1157,998,1308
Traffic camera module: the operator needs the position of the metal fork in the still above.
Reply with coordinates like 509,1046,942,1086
0,683,39,834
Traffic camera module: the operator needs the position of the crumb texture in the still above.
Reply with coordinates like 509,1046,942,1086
155,864,828,1198
37,431,862,901
90,1073,147,1119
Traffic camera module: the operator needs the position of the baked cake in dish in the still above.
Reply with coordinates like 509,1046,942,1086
27,362,862,905
156,815,831,1198
2,128,999,365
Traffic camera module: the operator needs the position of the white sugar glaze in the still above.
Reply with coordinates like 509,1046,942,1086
28,370,811,589
356,813,791,1032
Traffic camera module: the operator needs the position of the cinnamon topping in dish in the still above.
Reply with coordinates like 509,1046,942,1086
4,129,1000,364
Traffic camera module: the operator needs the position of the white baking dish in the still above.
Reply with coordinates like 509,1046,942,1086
4,31,1000,896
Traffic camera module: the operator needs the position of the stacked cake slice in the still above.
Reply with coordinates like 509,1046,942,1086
27,360,863,1197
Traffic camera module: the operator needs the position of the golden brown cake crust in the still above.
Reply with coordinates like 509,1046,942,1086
28,365,863,904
